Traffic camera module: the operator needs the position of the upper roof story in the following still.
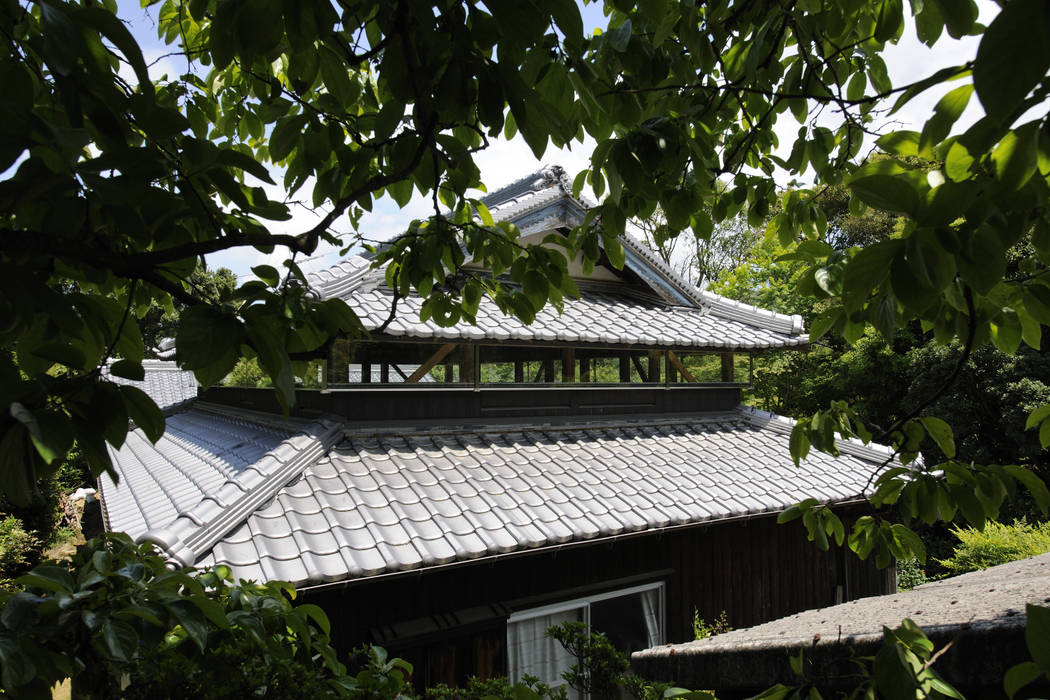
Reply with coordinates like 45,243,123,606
98,166,865,592
305,165,806,352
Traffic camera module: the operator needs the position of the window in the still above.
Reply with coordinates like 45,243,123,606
506,582,664,697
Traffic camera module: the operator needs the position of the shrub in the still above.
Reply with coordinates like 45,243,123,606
895,558,929,591
692,609,732,640
0,516,40,584
0,533,412,698
936,519,1050,575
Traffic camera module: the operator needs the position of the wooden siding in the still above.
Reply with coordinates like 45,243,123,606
303,508,893,688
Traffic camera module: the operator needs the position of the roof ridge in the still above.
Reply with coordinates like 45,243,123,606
339,411,747,439
736,404,895,465
136,409,344,567
619,233,708,308
480,164,574,207
698,290,806,336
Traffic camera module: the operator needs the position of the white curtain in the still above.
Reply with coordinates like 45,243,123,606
507,609,581,695
640,589,661,648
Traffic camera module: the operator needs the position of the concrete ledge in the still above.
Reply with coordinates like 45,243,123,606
633,554,1050,697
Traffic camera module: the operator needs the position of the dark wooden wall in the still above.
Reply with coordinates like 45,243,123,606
303,508,894,689
201,385,743,422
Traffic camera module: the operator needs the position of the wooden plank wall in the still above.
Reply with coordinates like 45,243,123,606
305,508,893,687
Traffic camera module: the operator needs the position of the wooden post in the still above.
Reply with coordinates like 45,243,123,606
380,363,389,383
460,344,475,385
514,360,524,383
648,350,661,384
329,339,350,384
721,352,736,383
444,361,453,383
619,353,631,383
543,358,555,383
361,361,371,383
580,356,590,382
562,349,576,383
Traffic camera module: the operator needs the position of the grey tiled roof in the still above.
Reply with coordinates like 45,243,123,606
104,359,198,412
304,165,807,350
341,286,807,350
108,405,888,588
101,403,344,567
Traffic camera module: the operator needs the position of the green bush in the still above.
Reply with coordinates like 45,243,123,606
0,533,412,699
896,558,930,591
0,516,40,585
936,520,1050,575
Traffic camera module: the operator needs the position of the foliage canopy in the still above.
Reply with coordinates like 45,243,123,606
2,0,1050,570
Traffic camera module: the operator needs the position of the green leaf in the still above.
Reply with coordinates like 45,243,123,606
216,148,276,185
167,600,209,652
848,175,919,215
974,0,1050,123
1025,604,1050,670
1003,465,1050,515
270,115,307,162
606,18,632,52
1004,661,1043,699
119,385,166,442
1025,404,1050,431
876,131,920,157
788,425,811,466
919,84,972,157
9,403,71,465
919,416,955,458
930,0,978,39
244,319,295,411
176,306,246,388
991,123,1040,192
15,565,73,594
102,619,139,662
109,359,145,381
890,65,971,115
889,523,926,563
251,264,281,287
842,240,903,312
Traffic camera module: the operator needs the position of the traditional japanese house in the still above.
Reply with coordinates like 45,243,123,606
100,166,896,692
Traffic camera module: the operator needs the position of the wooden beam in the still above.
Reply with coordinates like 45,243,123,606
361,361,371,383
619,353,631,383
514,360,524,383
407,343,458,383
667,351,697,383
562,349,576,383
721,352,735,383
631,354,649,383
580,357,590,382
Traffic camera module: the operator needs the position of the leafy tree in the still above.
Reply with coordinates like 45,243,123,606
139,263,237,356
634,210,759,288
2,0,1050,575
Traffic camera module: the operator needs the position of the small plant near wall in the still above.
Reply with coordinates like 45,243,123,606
896,558,930,591
692,609,732,640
